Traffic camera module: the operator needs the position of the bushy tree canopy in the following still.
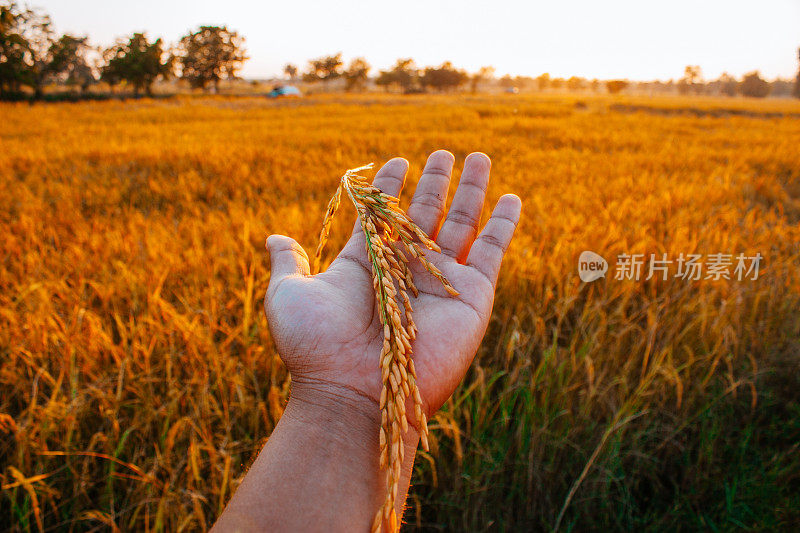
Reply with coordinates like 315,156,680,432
178,26,246,93
606,80,629,94
344,57,370,91
0,2,56,98
420,62,468,92
102,33,172,96
375,59,417,92
739,71,770,98
48,34,95,92
283,63,297,80
303,53,343,82
0,2,29,95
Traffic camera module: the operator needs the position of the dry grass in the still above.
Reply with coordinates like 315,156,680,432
1,93,800,531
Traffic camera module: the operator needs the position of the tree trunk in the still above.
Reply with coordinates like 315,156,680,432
32,71,44,101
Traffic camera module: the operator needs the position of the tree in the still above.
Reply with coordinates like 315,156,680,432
469,66,495,93
794,48,800,99
678,65,702,95
283,63,297,81
18,6,54,99
605,80,629,94
375,58,417,93
303,53,343,83
498,74,514,89
343,57,370,91
420,61,467,92
100,45,122,92
0,2,29,97
716,72,738,97
178,26,246,93
48,34,95,93
102,33,172,96
685,65,702,83
0,3,56,99
535,73,550,91
567,76,585,91
739,71,770,98
0,4,99,99
768,78,794,97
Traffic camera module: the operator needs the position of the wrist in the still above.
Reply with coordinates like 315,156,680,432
286,378,421,450
285,378,420,516
215,378,419,531
285,379,379,449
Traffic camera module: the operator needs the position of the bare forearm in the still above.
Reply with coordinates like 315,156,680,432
213,380,418,532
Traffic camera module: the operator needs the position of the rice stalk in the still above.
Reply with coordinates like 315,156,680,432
315,164,458,532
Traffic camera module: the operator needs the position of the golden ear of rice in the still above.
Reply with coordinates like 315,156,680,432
314,165,458,533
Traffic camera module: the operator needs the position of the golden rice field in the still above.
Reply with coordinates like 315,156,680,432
2,93,800,531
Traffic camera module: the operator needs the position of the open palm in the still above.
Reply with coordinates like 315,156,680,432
265,151,521,422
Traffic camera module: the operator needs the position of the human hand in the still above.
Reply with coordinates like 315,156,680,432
214,151,521,532
264,150,521,429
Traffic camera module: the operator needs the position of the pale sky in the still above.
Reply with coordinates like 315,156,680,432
34,0,800,81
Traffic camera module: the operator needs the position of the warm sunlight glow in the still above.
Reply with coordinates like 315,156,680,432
40,0,800,80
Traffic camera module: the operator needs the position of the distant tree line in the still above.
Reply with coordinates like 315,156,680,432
674,65,774,98
0,2,246,99
283,55,479,93
2,2,798,100
490,67,791,98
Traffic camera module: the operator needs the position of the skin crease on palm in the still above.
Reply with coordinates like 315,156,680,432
264,150,522,429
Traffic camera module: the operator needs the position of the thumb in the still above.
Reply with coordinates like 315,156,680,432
266,234,310,281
